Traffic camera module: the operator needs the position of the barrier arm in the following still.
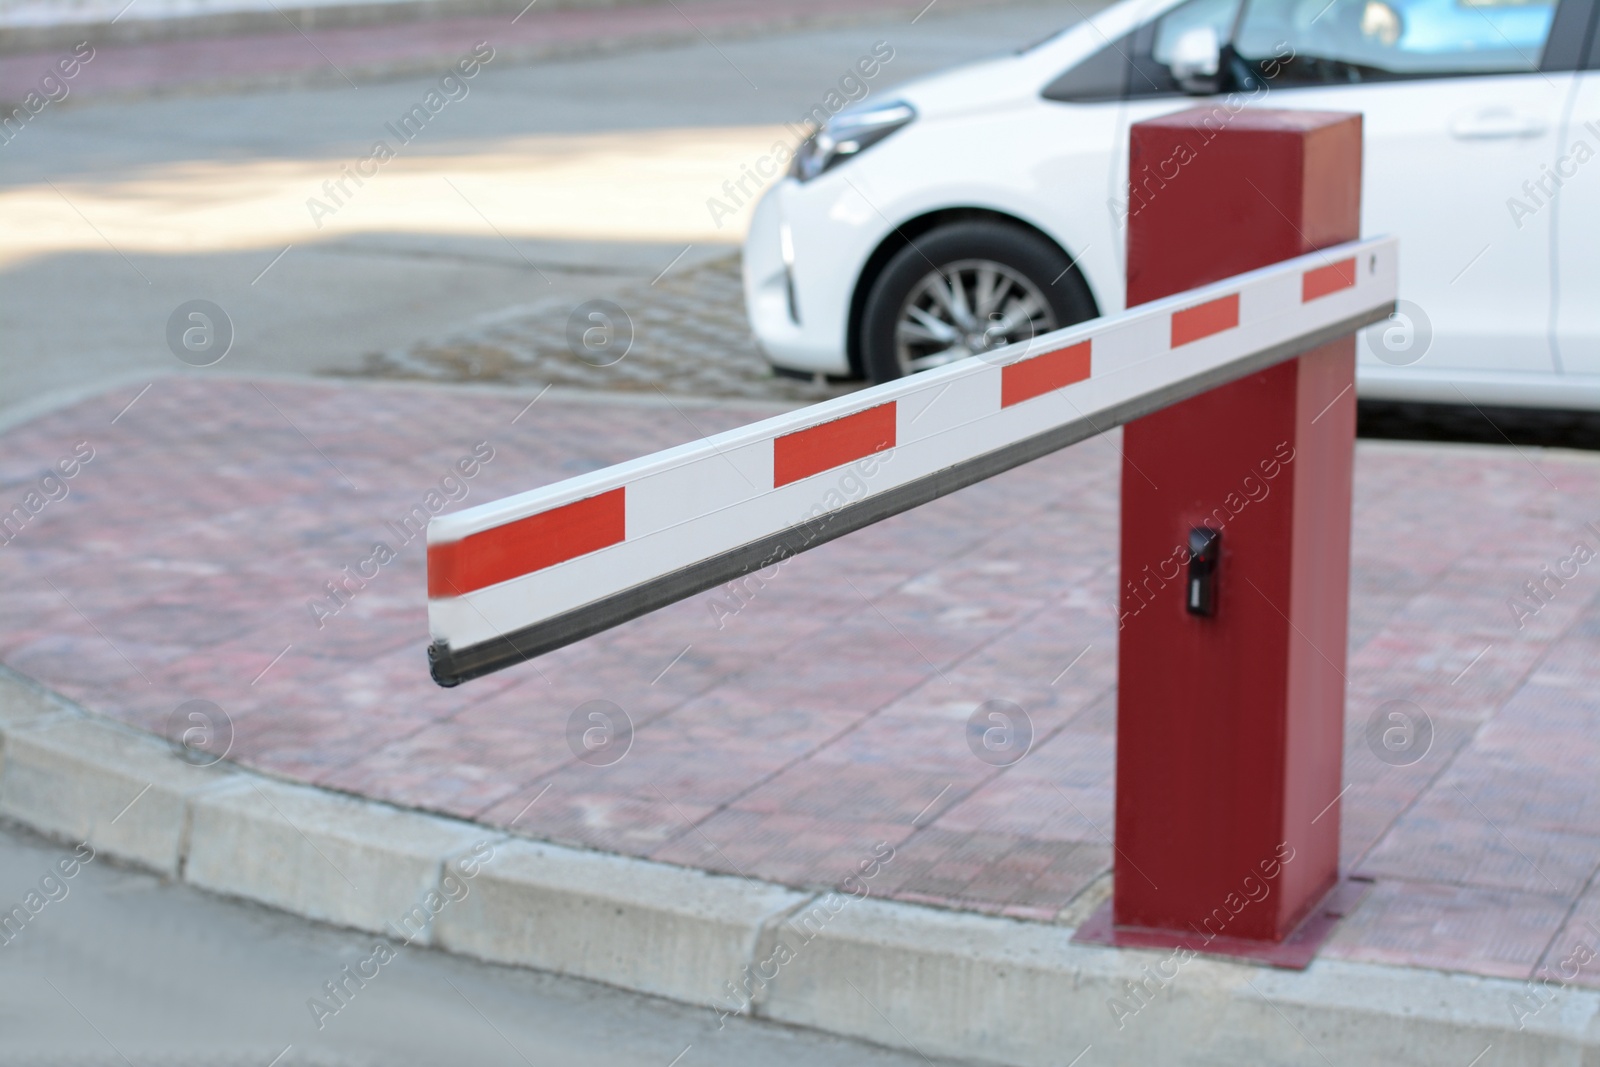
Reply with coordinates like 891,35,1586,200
425,236,1396,688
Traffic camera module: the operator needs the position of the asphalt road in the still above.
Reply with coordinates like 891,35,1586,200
0,820,965,1067
0,0,1092,424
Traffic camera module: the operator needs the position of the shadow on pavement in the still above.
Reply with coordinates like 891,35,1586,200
1359,399,1600,452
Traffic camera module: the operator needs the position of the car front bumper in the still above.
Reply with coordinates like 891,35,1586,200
742,181,859,378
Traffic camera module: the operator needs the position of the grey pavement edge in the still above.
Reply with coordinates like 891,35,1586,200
0,0,1029,61
1,666,1596,1066
2,0,711,55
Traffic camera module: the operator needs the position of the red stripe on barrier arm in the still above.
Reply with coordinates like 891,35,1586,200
427,488,626,597
1301,257,1357,302
1000,340,1093,408
1169,293,1240,347
772,403,896,487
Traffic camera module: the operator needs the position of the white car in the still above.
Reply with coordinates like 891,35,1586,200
743,0,1600,408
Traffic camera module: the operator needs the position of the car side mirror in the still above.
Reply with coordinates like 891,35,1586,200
1168,25,1222,95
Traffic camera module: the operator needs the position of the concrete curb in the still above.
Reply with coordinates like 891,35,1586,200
1,668,1596,1065
182,775,493,939
432,837,807,1004
756,897,1600,1066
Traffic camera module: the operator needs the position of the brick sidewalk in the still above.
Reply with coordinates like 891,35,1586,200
0,0,1010,102
3,375,1599,984
355,253,855,403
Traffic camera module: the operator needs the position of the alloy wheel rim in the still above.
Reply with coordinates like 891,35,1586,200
893,258,1057,374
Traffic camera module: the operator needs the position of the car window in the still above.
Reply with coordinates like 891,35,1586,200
1044,0,1580,102
1041,30,1144,100
1234,0,1560,80
1582,0,1600,66
1535,0,1594,68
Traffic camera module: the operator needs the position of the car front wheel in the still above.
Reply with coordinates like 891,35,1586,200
858,221,1096,384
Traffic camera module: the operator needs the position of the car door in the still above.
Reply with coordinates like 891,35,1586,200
1267,81,1568,381
1243,0,1587,382
1553,14,1600,378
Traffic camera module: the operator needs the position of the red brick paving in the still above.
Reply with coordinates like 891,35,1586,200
1323,880,1574,980
4,376,1600,977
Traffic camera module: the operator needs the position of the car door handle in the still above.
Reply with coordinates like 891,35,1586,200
1450,108,1548,140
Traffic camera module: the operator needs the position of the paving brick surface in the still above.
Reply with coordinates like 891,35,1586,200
3,376,1600,980
358,254,852,404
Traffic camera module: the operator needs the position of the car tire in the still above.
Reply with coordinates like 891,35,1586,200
859,221,1096,384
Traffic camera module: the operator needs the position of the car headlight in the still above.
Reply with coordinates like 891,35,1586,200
790,102,917,183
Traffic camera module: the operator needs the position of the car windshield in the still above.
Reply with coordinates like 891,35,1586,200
1233,0,1558,77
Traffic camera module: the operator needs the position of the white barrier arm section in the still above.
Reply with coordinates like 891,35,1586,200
426,237,1397,685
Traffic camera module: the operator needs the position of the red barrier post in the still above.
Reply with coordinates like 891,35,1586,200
1087,109,1364,965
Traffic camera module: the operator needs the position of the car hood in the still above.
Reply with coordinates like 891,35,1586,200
886,53,1043,122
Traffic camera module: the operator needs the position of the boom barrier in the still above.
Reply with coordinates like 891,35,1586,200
426,237,1394,687
424,107,1390,965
